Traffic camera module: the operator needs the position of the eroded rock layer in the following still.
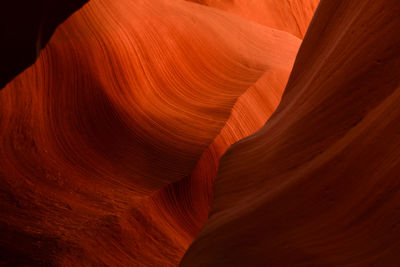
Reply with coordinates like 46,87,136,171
180,0,400,266
155,70,291,239
186,0,319,38
0,0,301,265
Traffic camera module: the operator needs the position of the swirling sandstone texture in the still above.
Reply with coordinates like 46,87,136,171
181,0,400,266
186,0,319,38
0,0,313,265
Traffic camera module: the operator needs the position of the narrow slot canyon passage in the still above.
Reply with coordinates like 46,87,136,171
1,0,400,266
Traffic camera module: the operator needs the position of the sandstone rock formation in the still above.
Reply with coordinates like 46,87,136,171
4,0,396,266
186,0,319,38
181,0,400,266
0,0,309,265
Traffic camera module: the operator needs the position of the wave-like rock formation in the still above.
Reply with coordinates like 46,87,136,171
181,0,400,266
155,69,292,239
186,0,319,38
0,0,309,265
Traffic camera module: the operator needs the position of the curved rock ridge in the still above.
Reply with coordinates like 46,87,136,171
154,69,292,239
186,0,320,38
180,0,400,266
0,0,300,265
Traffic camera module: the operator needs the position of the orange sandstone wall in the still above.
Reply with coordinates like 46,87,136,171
180,0,400,266
186,0,320,38
0,0,300,265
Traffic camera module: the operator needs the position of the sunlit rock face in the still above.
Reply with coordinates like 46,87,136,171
5,0,400,266
185,0,319,38
181,0,400,266
0,0,313,265
14,0,400,266
8,0,400,266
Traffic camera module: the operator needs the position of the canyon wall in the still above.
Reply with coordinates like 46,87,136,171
180,0,400,266
186,0,319,38
0,0,311,265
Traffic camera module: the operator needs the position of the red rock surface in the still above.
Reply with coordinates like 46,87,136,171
186,0,319,38
180,0,400,266
155,69,291,240
4,0,397,265
0,0,303,265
